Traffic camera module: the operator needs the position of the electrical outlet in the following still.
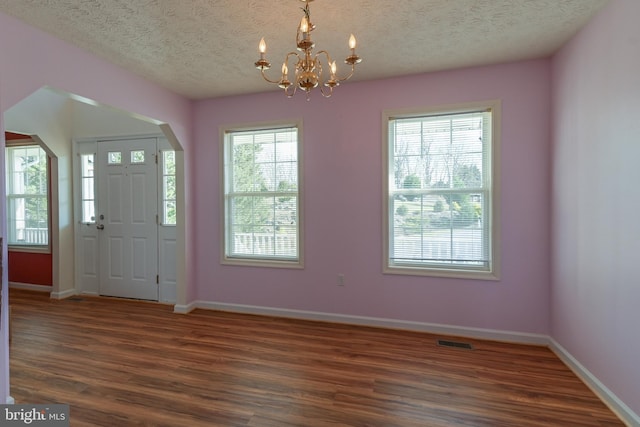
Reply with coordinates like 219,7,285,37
337,274,345,286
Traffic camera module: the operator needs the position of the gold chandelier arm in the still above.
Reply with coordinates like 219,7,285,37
316,49,356,83
284,83,297,98
316,50,334,64
260,68,283,84
316,50,333,77
260,51,302,85
335,64,356,83
320,84,334,98
284,51,301,65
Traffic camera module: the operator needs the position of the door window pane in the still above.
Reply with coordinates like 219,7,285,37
108,151,122,164
131,150,145,163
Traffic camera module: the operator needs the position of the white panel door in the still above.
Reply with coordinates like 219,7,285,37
97,138,158,300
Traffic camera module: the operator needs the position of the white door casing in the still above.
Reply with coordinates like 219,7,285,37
74,136,177,302
74,141,99,296
97,138,158,300
157,138,178,302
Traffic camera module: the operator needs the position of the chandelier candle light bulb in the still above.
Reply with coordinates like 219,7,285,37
254,0,362,99
255,37,271,70
300,16,309,39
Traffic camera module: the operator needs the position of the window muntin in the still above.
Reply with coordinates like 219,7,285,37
161,150,177,225
223,125,301,266
385,103,499,279
5,145,49,246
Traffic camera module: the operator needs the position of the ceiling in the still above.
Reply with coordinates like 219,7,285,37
0,0,609,100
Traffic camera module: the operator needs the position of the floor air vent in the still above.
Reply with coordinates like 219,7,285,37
68,297,85,302
437,339,473,350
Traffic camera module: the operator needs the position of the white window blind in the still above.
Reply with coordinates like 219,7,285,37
5,145,49,246
386,107,497,277
223,126,301,264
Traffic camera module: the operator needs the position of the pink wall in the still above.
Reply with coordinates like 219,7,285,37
194,59,551,333
551,0,640,417
0,11,193,405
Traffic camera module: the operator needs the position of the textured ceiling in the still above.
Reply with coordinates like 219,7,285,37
0,0,609,100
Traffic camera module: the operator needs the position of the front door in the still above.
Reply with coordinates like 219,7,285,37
97,138,158,300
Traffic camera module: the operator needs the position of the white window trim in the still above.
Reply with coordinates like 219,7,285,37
219,119,304,269
382,100,501,280
73,140,98,225
5,140,52,253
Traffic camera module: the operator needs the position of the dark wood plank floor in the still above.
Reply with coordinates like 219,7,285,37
8,289,623,426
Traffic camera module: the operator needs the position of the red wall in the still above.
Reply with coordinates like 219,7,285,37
7,251,52,286
5,131,53,287
5,132,30,141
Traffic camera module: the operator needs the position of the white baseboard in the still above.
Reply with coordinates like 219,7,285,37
190,300,550,345
9,282,78,300
50,288,77,300
549,338,640,427
6,396,15,404
9,282,51,292
173,302,197,314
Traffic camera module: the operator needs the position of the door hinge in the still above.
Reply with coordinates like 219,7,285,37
156,274,159,284
155,154,159,164
156,214,159,225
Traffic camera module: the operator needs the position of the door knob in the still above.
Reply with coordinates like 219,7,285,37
96,224,105,230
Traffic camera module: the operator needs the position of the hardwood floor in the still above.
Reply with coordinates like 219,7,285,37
8,289,623,426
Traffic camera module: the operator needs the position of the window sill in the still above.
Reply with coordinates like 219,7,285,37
8,245,51,255
222,256,304,269
384,264,499,281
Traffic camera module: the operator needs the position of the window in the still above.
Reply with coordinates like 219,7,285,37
80,154,96,223
5,145,50,246
222,123,302,267
161,150,177,225
384,101,500,279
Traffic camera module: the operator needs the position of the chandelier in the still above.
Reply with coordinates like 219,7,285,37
254,0,362,99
